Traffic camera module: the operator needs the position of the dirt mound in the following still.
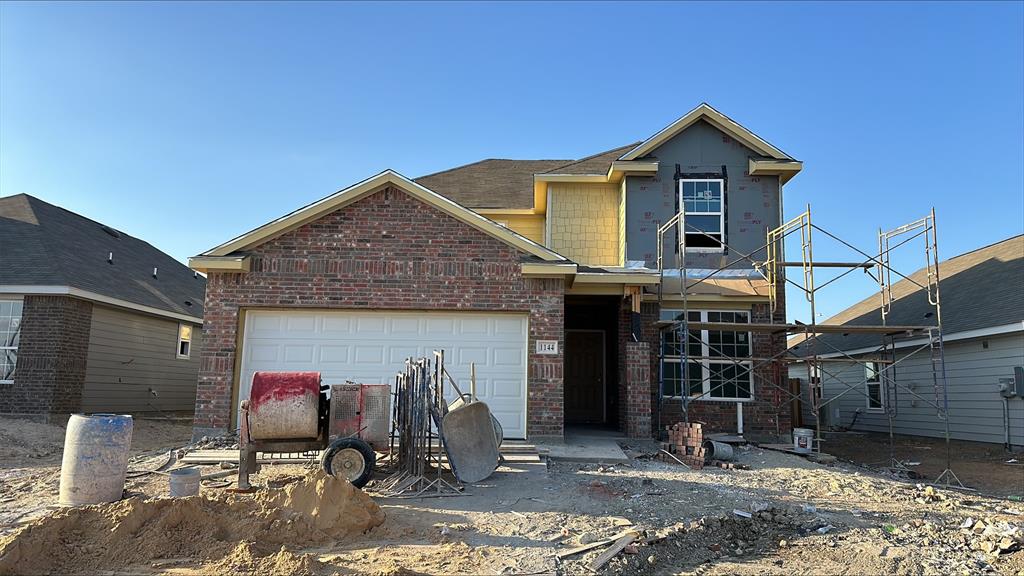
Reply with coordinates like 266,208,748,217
0,471,384,575
211,541,323,575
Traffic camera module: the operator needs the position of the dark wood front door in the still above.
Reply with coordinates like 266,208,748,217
564,330,605,423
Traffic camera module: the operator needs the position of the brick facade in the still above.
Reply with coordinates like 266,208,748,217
193,186,565,439
0,295,93,419
623,341,651,438
618,298,791,441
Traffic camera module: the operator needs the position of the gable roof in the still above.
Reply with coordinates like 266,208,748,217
0,194,206,321
619,103,796,162
791,235,1024,354
194,170,568,266
415,159,569,210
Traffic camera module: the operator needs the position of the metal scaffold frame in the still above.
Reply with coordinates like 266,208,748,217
655,203,964,488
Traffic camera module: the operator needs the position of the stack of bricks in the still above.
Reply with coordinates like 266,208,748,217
660,422,705,469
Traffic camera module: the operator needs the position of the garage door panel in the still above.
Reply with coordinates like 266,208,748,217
390,317,420,335
493,347,524,367
240,310,529,439
459,317,489,335
319,345,351,363
283,345,315,363
494,317,525,335
322,317,353,335
285,315,317,333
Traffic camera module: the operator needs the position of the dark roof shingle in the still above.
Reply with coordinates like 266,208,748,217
0,194,206,319
415,159,570,210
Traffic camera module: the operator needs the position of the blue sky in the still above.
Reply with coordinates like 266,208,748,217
2,1,1022,321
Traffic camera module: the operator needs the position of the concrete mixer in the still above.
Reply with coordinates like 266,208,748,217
237,371,390,489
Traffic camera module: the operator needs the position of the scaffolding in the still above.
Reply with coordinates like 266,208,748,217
655,204,964,488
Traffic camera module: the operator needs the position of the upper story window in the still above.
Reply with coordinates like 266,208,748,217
679,179,725,251
177,323,192,359
0,299,23,384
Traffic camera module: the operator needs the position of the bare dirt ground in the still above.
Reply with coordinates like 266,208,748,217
1,416,1023,575
823,431,1024,498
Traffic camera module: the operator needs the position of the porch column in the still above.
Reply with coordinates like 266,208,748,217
625,341,652,438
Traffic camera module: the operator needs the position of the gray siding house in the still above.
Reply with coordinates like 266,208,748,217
789,235,1024,447
0,194,206,419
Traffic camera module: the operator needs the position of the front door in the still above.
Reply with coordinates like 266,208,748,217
564,330,605,423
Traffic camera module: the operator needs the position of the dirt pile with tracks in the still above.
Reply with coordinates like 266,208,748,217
0,471,384,575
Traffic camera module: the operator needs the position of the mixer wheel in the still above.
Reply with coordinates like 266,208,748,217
321,437,376,488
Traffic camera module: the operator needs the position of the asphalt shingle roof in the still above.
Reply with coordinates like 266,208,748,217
415,159,570,210
791,235,1024,353
0,194,206,319
413,143,639,210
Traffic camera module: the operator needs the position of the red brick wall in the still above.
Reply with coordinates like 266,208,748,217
620,298,791,440
194,186,565,438
624,341,651,438
0,295,93,418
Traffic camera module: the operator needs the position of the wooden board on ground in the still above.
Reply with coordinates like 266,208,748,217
588,531,639,571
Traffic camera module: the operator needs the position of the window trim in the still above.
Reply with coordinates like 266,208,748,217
864,361,885,412
661,308,754,402
678,178,726,253
0,297,22,385
176,323,193,360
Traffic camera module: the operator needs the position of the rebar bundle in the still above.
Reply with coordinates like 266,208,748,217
378,355,462,497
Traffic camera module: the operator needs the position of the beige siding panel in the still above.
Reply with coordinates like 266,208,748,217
82,305,203,413
493,214,545,245
548,182,620,266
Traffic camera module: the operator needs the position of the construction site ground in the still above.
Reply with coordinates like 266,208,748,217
2,416,1023,575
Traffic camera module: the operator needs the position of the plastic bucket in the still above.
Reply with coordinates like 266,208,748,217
59,414,133,506
703,440,735,463
168,468,201,497
793,427,814,454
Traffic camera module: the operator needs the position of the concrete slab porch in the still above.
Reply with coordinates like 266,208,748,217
533,428,630,464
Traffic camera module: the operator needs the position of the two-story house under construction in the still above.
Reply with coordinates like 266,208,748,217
189,103,802,441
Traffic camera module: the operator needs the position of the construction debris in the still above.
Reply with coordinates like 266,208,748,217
658,422,705,469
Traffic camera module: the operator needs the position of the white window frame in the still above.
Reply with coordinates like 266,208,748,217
0,298,22,385
678,178,726,253
864,361,884,412
176,323,193,360
662,309,754,402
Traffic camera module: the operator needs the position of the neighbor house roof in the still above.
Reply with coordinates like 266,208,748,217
0,194,206,322
415,159,570,210
790,235,1024,355
192,170,569,271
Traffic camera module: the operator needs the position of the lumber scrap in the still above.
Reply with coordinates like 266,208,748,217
555,529,636,559
588,531,639,571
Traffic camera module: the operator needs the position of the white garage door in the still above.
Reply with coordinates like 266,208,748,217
238,310,529,439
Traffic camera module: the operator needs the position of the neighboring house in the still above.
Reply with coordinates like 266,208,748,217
189,103,803,441
0,194,206,419
788,235,1024,448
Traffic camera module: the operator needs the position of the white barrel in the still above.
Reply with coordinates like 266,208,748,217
58,414,133,506
168,468,201,497
793,427,814,454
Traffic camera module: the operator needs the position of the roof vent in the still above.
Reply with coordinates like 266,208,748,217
107,252,114,264
152,267,158,279
100,225,121,239
184,299,193,307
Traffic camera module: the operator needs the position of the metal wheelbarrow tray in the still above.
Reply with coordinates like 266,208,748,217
440,401,500,483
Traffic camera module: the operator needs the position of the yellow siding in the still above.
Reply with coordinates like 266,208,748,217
618,179,627,266
548,182,621,266
490,214,545,244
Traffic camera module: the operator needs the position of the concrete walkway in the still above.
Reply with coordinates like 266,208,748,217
534,428,630,464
